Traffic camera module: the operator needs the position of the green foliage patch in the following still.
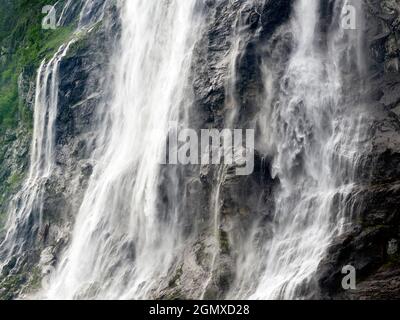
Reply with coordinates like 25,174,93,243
0,0,76,228
0,0,74,131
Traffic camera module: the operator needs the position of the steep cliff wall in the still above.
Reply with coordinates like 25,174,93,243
0,0,117,299
318,0,400,300
0,0,399,300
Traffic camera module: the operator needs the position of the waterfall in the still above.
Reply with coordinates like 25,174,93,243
42,0,367,300
0,42,73,264
78,0,109,28
44,0,204,299
0,0,107,277
1,0,370,300
230,0,367,299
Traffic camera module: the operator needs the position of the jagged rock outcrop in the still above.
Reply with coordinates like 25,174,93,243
157,0,292,299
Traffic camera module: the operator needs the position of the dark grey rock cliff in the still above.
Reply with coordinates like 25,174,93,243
155,0,293,299
317,0,400,300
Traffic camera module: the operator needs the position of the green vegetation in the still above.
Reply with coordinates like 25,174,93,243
0,264,42,299
0,273,26,300
0,0,77,227
0,0,75,131
219,229,230,254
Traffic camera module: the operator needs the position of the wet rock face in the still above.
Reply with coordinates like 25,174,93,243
163,0,400,299
34,3,120,267
317,0,400,300
191,0,293,129
0,4,120,298
2,0,400,300
155,0,293,300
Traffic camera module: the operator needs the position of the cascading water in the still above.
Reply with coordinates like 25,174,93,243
0,0,108,277
1,0,370,300
231,0,368,299
44,0,365,300
0,42,72,263
78,0,109,28
44,0,204,299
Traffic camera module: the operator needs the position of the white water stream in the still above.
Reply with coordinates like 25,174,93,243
45,0,203,299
